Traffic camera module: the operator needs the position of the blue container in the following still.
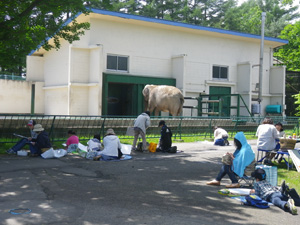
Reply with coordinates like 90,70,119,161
255,165,277,186
266,105,281,114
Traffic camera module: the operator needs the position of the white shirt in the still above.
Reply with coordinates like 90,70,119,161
214,128,228,141
256,124,279,150
98,135,121,157
87,138,102,151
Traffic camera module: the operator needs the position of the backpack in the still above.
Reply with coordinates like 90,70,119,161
244,195,269,209
167,146,177,153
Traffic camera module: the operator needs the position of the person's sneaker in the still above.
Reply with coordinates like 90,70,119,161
142,150,149,153
280,180,291,196
6,149,16,154
287,199,297,215
206,180,221,186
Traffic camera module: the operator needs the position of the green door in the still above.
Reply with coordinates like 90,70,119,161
103,73,176,116
209,86,231,117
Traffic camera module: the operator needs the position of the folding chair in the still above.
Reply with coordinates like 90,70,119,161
256,149,272,164
238,160,256,188
238,175,255,188
275,151,292,170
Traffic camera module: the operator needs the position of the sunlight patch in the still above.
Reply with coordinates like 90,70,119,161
154,190,172,195
0,192,17,197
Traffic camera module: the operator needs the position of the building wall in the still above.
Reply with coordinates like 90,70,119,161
23,12,286,116
0,80,44,114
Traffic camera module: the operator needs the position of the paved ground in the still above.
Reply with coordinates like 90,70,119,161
0,140,299,225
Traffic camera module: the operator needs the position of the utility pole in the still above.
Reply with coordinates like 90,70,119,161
258,12,266,110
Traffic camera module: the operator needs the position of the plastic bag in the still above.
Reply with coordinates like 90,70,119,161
41,148,67,159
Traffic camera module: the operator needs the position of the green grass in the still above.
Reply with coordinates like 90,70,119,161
275,161,300,193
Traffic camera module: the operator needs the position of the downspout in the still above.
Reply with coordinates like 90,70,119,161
31,83,35,115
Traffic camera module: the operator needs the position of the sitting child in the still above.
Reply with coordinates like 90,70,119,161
87,134,102,152
65,130,79,153
250,168,297,215
86,134,103,160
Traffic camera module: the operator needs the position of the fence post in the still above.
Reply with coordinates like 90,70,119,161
179,117,183,140
174,117,183,140
49,116,56,143
101,117,106,139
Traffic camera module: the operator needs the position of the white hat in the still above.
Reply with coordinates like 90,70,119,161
33,124,44,132
106,128,115,135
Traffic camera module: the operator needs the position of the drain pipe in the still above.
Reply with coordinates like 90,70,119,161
31,83,35,115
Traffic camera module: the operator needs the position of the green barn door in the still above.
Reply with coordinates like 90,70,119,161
209,86,231,117
102,73,176,116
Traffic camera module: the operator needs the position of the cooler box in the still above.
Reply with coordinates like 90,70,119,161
255,165,277,186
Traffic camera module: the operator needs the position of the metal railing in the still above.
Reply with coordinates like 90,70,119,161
0,74,26,81
0,114,299,144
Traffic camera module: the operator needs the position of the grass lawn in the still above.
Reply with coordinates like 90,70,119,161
1,136,299,193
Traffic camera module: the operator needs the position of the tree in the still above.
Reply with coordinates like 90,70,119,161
293,92,300,116
274,21,300,71
222,0,299,37
0,0,91,74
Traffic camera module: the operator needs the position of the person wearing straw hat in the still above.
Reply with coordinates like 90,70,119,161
93,128,122,161
29,124,52,157
6,119,38,154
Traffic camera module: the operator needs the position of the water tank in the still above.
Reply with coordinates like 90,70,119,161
251,104,261,114
266,105,282,114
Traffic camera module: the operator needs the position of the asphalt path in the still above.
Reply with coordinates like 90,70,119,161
0,140,299,225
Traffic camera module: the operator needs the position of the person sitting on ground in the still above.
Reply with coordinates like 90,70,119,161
207,132,255,188
213,126,229,146
65,130,79,153
156,120,172,152
93,128,122,161
87,134,102,152
256,117,279,165
250,168,297,215
29,124,52,157
132,111,151,152
7,119,38,154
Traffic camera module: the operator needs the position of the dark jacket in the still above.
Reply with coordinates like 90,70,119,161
159,125,172,151
35,131,52,150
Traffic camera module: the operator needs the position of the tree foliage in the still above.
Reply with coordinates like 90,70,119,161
0,0,91,73
293,92,300,116
274,21,300,71
1,0,299,74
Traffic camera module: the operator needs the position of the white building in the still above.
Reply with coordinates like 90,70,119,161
25,8,287,116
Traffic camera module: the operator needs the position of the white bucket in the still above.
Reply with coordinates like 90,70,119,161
17,150,28,157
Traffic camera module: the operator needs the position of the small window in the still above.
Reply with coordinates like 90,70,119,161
213,65,228,80
107,55,128,72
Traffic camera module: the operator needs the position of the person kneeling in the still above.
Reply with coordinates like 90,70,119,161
213,126,229,146
156,120,173,152
207,132,255,188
